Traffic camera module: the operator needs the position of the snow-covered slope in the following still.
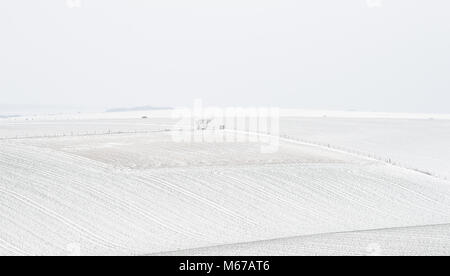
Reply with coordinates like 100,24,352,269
280,117,450,179
158,224,450,256
1,130,450,255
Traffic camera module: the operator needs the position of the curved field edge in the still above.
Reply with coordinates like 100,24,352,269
2,134,450,255
154,223,450,256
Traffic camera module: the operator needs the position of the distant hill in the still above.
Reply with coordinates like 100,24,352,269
105,106,173,113
0,115,20,119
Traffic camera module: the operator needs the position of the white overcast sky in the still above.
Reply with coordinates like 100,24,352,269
0,0,449,112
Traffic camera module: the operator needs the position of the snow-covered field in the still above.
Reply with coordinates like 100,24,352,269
1,112,450,256
159,223,450,256
279,117,450,180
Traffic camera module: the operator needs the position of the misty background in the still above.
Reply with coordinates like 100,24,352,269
0,0,449,114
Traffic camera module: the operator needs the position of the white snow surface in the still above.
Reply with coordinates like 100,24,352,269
158,224,450,256
1,112,450,255
279,117,450,179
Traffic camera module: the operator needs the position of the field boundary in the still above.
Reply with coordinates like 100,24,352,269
1,126,447,181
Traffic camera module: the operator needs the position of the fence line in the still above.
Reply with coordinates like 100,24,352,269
0,128,178,141
0,127,446,181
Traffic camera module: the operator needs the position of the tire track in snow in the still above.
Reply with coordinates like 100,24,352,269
0,186,126,251
0,143,213,246
3,133,450,255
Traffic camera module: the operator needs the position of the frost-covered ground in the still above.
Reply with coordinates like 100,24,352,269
279,117,450,180
158,223,450,256
0,111,450,256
